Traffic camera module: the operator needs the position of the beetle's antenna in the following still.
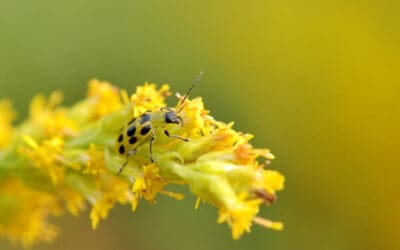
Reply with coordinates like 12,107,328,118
177,70,204,113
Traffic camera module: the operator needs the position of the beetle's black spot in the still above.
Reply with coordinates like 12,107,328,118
118,134,123,142
128,118,136,125
140,125,151,135
119,145,125,154
127,125,136,136
140,113,151,124
129,136,137,144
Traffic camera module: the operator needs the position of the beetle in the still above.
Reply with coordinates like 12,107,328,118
116,71,203,174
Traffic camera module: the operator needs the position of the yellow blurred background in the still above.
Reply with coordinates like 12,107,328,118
1,1,399,250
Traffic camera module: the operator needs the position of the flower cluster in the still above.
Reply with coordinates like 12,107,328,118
0,79,284,247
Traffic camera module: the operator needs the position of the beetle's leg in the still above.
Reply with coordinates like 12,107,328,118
117,150,136,175
117,161,128,175
164,130,189,142
149,135,156,163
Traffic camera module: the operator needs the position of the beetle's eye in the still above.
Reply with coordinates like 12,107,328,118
165,111,179,124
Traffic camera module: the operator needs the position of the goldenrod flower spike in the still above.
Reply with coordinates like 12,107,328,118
0,80,284,247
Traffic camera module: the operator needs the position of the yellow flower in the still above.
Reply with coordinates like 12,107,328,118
130,83,170,116
0,79,284,246
60,188,86,216
89,175,133,229
256,170,285,195
87,79,122,119
252,216,283,231
19,135,66,185
151,95,284,239
175,96,210,136
233,135,275,165
83,143,107,176
217,196,263,239
28,92,77,138
130,164,183,211
0,99,16,148
0,179,62,248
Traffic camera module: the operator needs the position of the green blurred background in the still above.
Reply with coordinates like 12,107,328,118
1,1,399,250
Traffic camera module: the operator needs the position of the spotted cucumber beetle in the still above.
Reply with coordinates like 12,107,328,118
116,71,204,174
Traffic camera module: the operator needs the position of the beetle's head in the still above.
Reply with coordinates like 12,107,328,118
165,111,183,125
